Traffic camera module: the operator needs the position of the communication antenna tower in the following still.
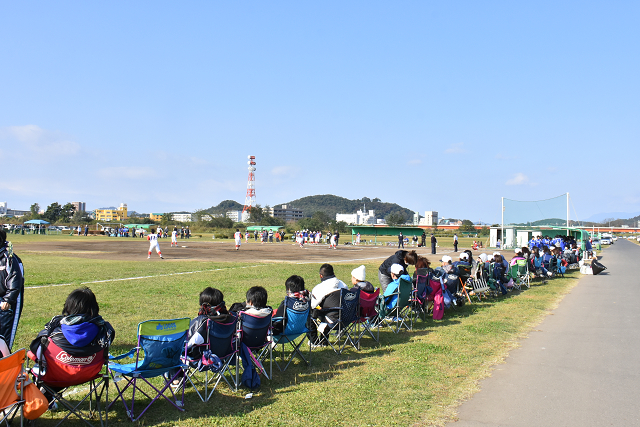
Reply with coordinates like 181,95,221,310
242,155,256,214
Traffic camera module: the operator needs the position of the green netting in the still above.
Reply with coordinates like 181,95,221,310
503,193,568,227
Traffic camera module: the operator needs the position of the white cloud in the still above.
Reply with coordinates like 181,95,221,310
407,159,422,165
506,173,530,186
445,142,466,154
97,166,159,180
1,125,80,155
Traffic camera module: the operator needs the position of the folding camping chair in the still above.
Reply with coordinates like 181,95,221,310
271,296,311,371
313,288,361,354
470,263,490,301
183,314,238,402
410,275,430,322
456,264,473,303
0,349,26,427
108,318,189,422
516,259,531,288
508,264,522,291
29,334,110,427
236,312,272,388
356,288,380,347
378,278,413,333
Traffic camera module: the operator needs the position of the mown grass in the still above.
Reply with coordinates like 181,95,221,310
11,244,580,426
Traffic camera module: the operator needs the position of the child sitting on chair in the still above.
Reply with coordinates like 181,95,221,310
272,275,310,335
29,287,115,406
186,287,234,359
382,264,412,309
230,286,272,318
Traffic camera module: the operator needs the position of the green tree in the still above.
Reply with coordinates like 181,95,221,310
459,219,476,232
71,210,92,224
160,213,171,225
42,202,62,223
385,212,406,226
30,203,40,217
248,205,264,222
59,203,76,223
479,226,490,236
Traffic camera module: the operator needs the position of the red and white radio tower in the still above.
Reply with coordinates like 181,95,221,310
242,155,256,214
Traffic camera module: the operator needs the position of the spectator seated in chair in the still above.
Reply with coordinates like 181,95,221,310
350,265,375,293
382,264,412,310
308,264,348,346
272,275,310,336
230,286,272,319
29,287,115,406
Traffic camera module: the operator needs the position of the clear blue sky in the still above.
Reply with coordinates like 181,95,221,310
1,1,638,223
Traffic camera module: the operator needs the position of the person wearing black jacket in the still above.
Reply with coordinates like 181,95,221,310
431,234,437,254
378,250,418,292
0,229,24,351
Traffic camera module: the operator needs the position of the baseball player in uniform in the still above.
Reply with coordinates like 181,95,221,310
234,229,242,250
171,229,178,247
147,229,163,259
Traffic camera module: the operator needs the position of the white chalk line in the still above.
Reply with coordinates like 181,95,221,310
26,264,265,290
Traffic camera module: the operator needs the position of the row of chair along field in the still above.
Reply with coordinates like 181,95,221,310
1,251,570,426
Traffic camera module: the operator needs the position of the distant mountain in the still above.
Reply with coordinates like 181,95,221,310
584,211,640,223
275,194,415,220
205,200,244,215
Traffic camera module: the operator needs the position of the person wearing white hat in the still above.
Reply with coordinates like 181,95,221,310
382,264,411,309
453,252,471,268
351,265,374,293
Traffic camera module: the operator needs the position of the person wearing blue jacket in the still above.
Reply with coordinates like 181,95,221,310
383,264,412,309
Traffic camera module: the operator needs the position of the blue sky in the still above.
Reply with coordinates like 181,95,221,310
1,1,638,224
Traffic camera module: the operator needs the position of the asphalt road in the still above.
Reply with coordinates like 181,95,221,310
447,239,640,426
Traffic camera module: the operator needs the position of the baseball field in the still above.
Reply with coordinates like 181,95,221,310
10,233,580,426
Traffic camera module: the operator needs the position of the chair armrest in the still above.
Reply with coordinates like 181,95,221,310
27,350,37,361
271,316,284,322
109,348,136,361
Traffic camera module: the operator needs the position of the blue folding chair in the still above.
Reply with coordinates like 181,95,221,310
183,314,238,402
271,297,311,371
108,318,190,422
315,288,360,354
236,313,272,389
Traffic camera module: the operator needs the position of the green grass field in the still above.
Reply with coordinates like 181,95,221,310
9,235,580,426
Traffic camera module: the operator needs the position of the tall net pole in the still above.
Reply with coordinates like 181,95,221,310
566,192,570,235
242,155,256,214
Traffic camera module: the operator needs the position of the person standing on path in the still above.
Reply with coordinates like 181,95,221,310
431,233,437,255
398,232,404,248
421,231,426,247
453,234,458,252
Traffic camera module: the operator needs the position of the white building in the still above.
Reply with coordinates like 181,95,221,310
419,211,438,226
71,202,86,213
171,212,193,222
0,202,6,216
226,210,250,223
336,209,377,225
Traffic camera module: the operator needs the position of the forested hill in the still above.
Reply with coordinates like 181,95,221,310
278,195,415,220
205,200,244,215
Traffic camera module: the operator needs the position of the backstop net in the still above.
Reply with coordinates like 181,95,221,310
502,193,569,227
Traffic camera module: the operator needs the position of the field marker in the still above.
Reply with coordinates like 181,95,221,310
26,264,265,290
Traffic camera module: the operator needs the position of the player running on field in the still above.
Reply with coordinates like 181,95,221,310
171,229,178,247
147,229,163,259
234,229,242,250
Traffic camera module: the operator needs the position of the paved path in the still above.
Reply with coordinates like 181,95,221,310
447,239,640,426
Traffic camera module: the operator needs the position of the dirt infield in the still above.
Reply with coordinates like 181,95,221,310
11,237,496,264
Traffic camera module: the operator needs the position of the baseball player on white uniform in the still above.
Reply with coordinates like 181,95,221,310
147,229,164,259
171,229,178,247
234,229,242,250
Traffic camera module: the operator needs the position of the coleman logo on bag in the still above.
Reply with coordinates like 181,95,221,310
293,301,309,311
56,351,95,365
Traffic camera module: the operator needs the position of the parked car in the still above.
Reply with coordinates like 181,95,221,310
600,237,612,245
